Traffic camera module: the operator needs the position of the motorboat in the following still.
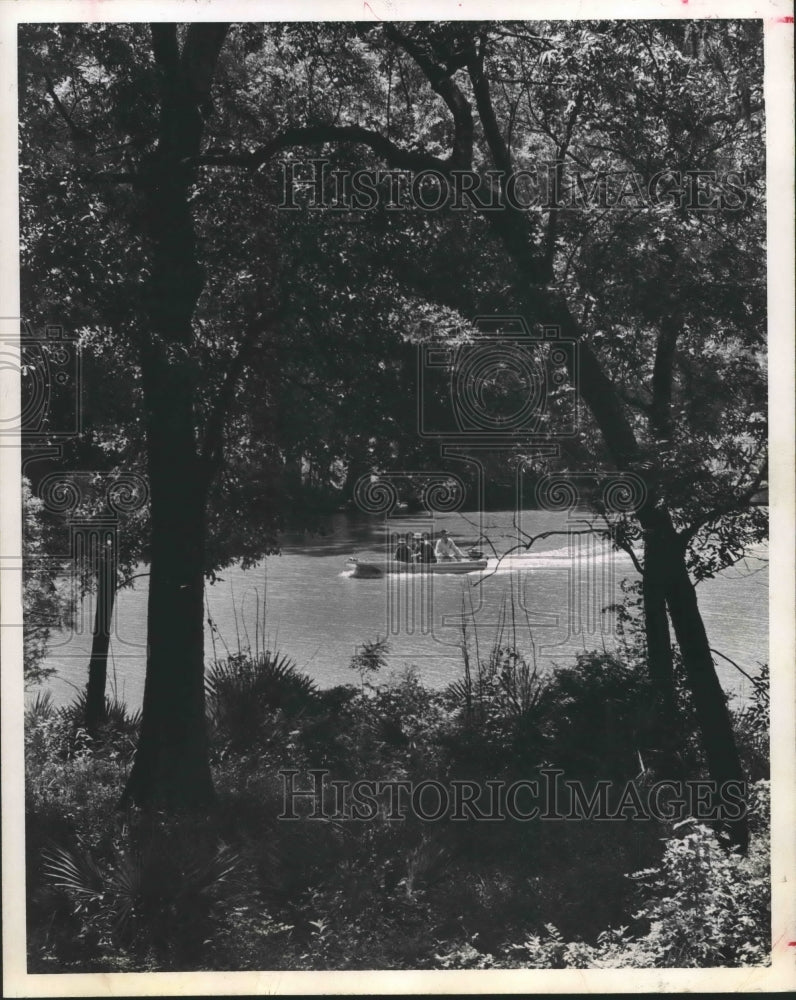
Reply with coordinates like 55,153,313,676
346,556,488,578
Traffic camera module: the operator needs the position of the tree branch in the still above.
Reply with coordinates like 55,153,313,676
194,32,633,469
474,526,615,587
544,85,585,280
710,647,767,695
43,74,93,145
382,23,474,169
650,311,680,440
598,509,645,574
196,123,449,173
467,39,513,176
679,458,768,547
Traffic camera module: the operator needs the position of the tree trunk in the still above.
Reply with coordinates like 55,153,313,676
537,296,748,847
120,23,228,810
85,540,115,734
659,524,749,851
122,348,213,808
642,537,677,711
641,525,684,780
635,506,747,848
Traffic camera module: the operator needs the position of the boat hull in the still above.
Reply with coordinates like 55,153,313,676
347,558,487,578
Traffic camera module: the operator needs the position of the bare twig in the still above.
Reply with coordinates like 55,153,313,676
710,647,768,697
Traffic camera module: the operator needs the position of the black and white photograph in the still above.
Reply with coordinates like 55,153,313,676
1,0,794,994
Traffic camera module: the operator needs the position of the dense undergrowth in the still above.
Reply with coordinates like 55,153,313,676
25,641,770,972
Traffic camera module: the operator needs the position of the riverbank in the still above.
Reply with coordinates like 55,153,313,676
25,641,770,972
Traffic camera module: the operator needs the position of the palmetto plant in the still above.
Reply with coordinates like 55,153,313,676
449,591,548,725
447,593,552,770
25,688,142,735
41,832,247,961
24,689,56,727
448,644,546,724
25,689,142,762
205,650,318,749
59,691,143,734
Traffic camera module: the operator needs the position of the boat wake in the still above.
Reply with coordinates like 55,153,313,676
342,542,638,579
481,542,638,574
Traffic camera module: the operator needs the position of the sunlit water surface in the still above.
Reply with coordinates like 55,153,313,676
40,509,769,711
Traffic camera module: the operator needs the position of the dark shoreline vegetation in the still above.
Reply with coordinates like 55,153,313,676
26,634,770,972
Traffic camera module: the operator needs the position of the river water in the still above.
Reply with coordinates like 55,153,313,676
41,509,769,710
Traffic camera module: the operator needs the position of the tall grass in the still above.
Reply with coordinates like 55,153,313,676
449,590,546,725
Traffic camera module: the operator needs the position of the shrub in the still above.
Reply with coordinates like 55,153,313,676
624,782,770,967
497,780,771,969
444,646,662,781
365,667,450,773
61,691,142,741
25,690,140,764
22,477,74,687
38,816,255,969
349,635,390,690
25,689,57,726
732,662,769,780
25,633,772,973
206,651,319,751
539,651,660,780
25,710,131,970
443,639,550,775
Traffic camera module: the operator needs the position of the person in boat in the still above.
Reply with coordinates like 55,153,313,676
394,532,414,563
435,528,466,562
415,532,437,564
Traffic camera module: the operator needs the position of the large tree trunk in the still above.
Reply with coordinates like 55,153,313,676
540,298,748,848
85,541,115,734
122,347,213,808
641,314,683,774
642,537,677,712
656,519,749,851
120,23,228,810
